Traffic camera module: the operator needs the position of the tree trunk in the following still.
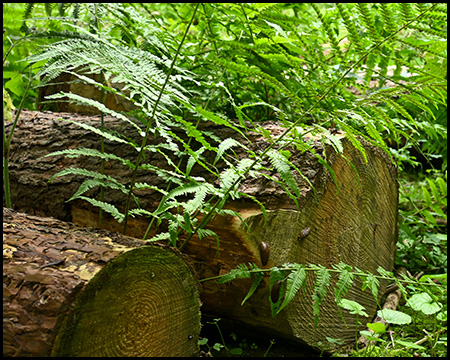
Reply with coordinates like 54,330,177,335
4,110,398,349
3,208,201,357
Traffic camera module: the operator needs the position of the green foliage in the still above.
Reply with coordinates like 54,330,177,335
6,3,445,246
3,3,447,356
397,171,447,273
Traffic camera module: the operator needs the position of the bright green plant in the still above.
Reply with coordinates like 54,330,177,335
4,3,447,355
397,171,447,272
17,3,444,248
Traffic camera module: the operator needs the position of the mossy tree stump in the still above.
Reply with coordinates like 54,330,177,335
3,208,201,357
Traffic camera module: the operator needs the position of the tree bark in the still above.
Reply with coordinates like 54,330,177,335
4,110,398,349
3,208,201,357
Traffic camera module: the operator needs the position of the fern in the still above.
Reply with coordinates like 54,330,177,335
333,262,355,305
49,116,137,146
213,138,244,166
359,270,381,307
44,148,134,169
266,149,301,198
217,263,254,284
277,263,307,314
77,195,125,222
310,264,331,327
240,265,265,306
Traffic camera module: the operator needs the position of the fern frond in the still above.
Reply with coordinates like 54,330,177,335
334,120,368,163
176,117,214,151
163,181,206,203
44,148,134,169
277,263,306,314
379,3,397,34
241,264,265,305
185,148,206,178
49,167,123,186
184,183,216,214
212,58,302,109
217,263,255,284
266,149,301,198
181,100,248,139
336,3,365,53
356,3,382,43
359,271,381,306
213,137,243,166
68,178,126,202
219,166,242,194
311,3,343,59
77,195,125,222
399,3,414,24
333,262,354,305
50,114,137,146
310,264,331,327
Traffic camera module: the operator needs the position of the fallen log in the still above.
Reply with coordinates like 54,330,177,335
4,110,398,349
3,208,201,357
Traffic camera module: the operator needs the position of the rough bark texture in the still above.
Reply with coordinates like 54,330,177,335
3,208,201,357
4,110,398,349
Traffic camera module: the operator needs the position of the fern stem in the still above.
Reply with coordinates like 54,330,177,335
122,3,200,234
198,264,442,287
179,3,438,251
239,4,255,44
98,72,106,228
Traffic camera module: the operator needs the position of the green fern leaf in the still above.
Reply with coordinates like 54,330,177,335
49,167,123,187
379,3,398,34
333,262,354,305
241,264,265,305
214,138,242,166
186,148,206,177
48,93,143,133
359,271,380,305
217,263,254,284
52,116,135,146
310,264,331,327
184,183,215,214
266,149,300,197
68,178,127,202
77,196,125,222
336,3,365,53
356,3,382,43
277,263,306,314
44,148,134,168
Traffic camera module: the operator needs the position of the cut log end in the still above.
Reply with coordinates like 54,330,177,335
52,246,201,357
3,209,201,357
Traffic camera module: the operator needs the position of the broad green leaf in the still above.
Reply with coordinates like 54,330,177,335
407,292,442,315
377,309,411,325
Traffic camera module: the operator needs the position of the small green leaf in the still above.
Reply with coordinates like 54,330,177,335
366,322,386,334
229,348,243,355
377,309,411,325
